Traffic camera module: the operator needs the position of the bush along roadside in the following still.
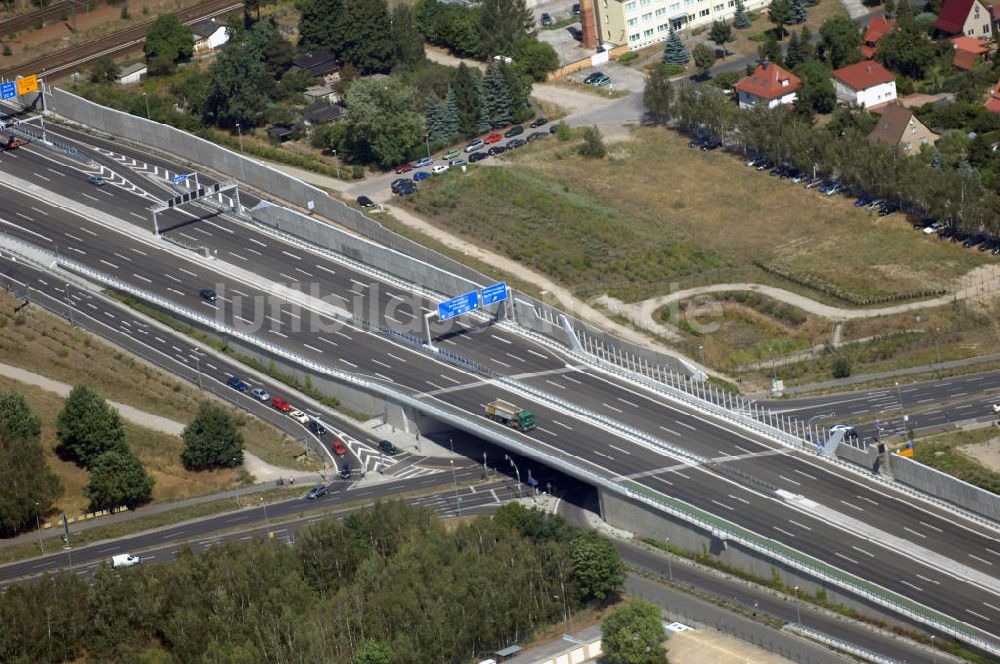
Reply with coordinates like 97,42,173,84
753,262,946,306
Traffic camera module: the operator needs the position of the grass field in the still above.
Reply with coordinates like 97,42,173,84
0,291,312,514
407,128,989,302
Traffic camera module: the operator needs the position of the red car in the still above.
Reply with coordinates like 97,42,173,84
484,132,502,144
271,396,292,412
395,162,413,174
331,439,347,456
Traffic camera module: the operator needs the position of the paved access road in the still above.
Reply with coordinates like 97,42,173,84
2,128,999,645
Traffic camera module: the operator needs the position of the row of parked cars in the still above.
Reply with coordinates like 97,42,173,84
913,219,1000,254
226,375,348,455
391,118,555,195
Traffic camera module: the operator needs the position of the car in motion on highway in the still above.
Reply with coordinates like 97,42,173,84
378,439,400,455
226,375,249,392
199,288,217,302
288,409,311,425
306,484,328,499
308,419,327,436
88,175,107,186
250,386,270,401
271,396,292,412
331,439,347,455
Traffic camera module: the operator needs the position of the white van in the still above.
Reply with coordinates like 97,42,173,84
111,553,141,568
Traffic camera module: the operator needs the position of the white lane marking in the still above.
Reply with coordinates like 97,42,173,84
984,602,1000,613
834,552,858,565
67,246,86,255
334,331,353,340
248,237,267,247
608,444,632,456
130,247,147,256
966,609,990,622
30,206,49,215
671,469,690,479
676,421,696,430
387,352,406,362
592,450,613,460
15,212,33,221
82,192,99,202
527,349,548,359
773,526,796,538
919,521,943,533
269,330,288,338
839,500,864,512
728,494,750,505
659,426,679,436
130,212,146,221
779,474,801,487
302,343,323,353
710,499,734,511
553,419,572,430
164,273,182,283
99,259,119,269
426,380,443,390
793,469,817,480
618,397,639,408
295,267,313,277
603,402,623,413
900,580,923,592
788,519,812,531
339,357,358,368
857,495,879,506
350,278,367,288
315,264,336,276
64,232,83,242
545,379,565,389
281,250,302,260
113,252,132,262
167,287,184,296
969,553,993,566
490,334,512,345
563,375,581,384
228,251,247,261
491,357,511,368
653,476,673,486
903,526,927,539
317,336,338,347
851,545,875,558
505,352,525,362
375,372,394,382
371,359,391,369
441,374,461,384
536,426,556,436
178,267,198,277
34,172,50,181
132,273,151,283
915,574,940,585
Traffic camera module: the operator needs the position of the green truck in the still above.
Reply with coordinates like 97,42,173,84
485,399,536,432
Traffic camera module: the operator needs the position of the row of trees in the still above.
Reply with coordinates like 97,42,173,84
0,391,62,538
0,502,625,662
645,70,1000,235
415,0,534,59
425,62,532,146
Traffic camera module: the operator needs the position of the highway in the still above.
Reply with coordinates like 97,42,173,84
2,125,1000,644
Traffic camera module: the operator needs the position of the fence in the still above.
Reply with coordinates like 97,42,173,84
3,231,996,656
890,453,1000,522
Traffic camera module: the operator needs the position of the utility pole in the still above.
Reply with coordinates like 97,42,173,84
34,502,43,554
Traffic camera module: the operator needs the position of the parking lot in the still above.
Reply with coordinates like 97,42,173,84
533,0,590,65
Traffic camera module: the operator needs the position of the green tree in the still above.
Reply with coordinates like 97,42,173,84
818,15,861,69
785,30,803,68
480,0,535,57
662,27,689,65
202,25,269,128
831,354,852,378
570,531,624,603
884,0,896,15
758,33,783,65
143,14,193,75
499,61,532,121
733,0,751,28
578,125,607,158
789,0,807,24
425,91,449,144
798,26,814,60
339,0,396,73
876,16,935,79
478,64,512,129
56,384,128,467
85,449,154,511
353,640,393,664
0,392,62,537
298,0,343,52
693,42,717,77
643,63,675,121
794,58,835,114
344,76,424,167
443,85,460,140
181,402,245,470
708,20,733,57
89,57,120,83
767,0,791,37
602,600,668,664
511,36,559,81
392,3,426,67
451,62,482,136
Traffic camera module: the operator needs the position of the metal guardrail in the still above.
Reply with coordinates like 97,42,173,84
9,119,91,165
785,624,910,664
3,232,996,656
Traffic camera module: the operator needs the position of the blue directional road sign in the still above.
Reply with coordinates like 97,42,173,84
437,290,479,321
481,281,509,305
171,174,189,184
0,82,15,100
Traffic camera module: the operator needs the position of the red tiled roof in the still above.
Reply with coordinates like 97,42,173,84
933,0,977,34
953,47,980,69
861,17,895,58
987,81,1000,112
952,35,991,53
831,60,896,91
733,61,802,99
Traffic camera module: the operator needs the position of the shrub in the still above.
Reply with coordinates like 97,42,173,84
578,126,607,159
618,51,639,65
352,164,364,179
831,355,851,378
662,63,685,75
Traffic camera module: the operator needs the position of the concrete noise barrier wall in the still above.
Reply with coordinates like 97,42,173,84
46,87,691,375
835,440,879,469
890,453,1000,522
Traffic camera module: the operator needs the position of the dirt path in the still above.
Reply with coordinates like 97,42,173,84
0,361,312,479
667,629,796,664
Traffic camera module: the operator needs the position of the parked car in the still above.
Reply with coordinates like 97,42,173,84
746,155,764,167
878,203,899,216
591,74,612,86
88,175,107,186
701,138,721,151
526,131,547,142
824,183,844,196
978,238,996,252
413,171,431,181
307,419,327,436
288,409,310,425
755,161,773,171
271,397,292,412
465,139,485,153
331,439,347,455
993,243,1000,256
855,195,872,207
688,136,705,148
396,182,416,195
378,439,400,455
356,195,375,208
866,199,885,210
250,386,270,401
804,177,823,188
790,172,808,183
541,11,553,25
443,149,460,160
227,375,249,392
390,178,413,194
487,145,507,156
963,234,986,248
306,484,327,499
505,125,524,138
530,117,548,128
111,553,140,568
549,123,561,134
468,151,488,162
583,71,605,85
572,2,580,13
450,157,467,166
923,222,944,235
432,163,450,175
484,132,502,144
507,138,526,149
395,163,413,174
413,157,433,168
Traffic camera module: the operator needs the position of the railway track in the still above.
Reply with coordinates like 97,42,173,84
0,0,241,81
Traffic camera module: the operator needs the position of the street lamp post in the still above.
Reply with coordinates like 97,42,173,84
142,92,150,119
505,454,522,498
934,328,942,379
193,353,203,390
451,458,461,516
332,148,339,178
259,496,270,539
665,536,673,582
425,134,431,159
34,502,43,554
895,380,906,437
235,123,244,152
930,636,937,664
793,586,802,624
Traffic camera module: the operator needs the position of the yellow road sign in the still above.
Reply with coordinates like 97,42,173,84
16,75,38,95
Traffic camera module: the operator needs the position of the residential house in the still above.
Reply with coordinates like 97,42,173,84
952,35,991,69
592,0,772,50
868,103,937,155
267,126,295,142
304,83,338,103
115,62,147,86
933,0,992,38
831,60,897,109
861,16,895,58
985,80,1000,112
192,18,229,55
293,51,340,82
302,100,343,126
733,60,801,110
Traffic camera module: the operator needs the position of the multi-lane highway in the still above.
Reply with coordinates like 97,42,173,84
2,122,1000,645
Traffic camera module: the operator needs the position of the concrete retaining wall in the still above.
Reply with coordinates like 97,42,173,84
890,453,1000,522
835,440,879,470
45,88,692,377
